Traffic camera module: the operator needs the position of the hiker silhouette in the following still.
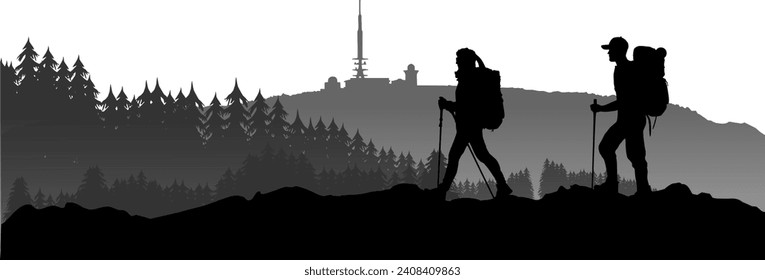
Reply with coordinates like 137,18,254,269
434,48,512,200
591,37,651,195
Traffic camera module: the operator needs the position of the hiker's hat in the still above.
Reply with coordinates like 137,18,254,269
601,37,628,51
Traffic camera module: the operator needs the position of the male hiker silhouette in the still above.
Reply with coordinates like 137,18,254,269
591,37,651,195
433,48,512,200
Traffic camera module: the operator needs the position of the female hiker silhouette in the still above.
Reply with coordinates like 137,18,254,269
433,48,512,200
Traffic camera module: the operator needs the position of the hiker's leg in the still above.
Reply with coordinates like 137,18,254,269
440,131,469,189
599,123,625,183
469,129,506,184
626,118,649,190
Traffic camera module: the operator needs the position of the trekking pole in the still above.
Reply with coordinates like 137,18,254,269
591,99,598,188
467,143,495,199
437,108,444,188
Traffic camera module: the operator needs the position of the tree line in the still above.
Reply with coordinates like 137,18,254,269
539,159,637,197
2,147,450,219
3,157,638,220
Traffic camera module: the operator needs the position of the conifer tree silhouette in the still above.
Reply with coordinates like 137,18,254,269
287,110,307,153
100,86,119,126
202,93,226,145
360,139,378,171
161,90,176,126
128,96,141,122
184,82,205,111
370,166,388,190
267,97,290,145
316,167,330,192
38,47,59,118
377,146,389,176
400,161,418,185
15,39,39,107
326,120,350,170
247,89,271,147
45,194,56,208
32,188,46,209
174,88,186,108
415,159,427,186
235,153,260,198
507,168,534,199
214,167,237,200
4,177,32,221
137,80,162,123
55,189,67,207
348,129,367,169
421,149,447,189
1,60,19,119
195,183,213,206
69,57,99,120
53,57,71,102
310,117,330,169
224,79,250,139
115,87,131,127
295,152,316,189
382,148,397,178
75,166,108,209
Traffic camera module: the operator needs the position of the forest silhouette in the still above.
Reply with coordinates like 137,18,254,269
2,39,642,220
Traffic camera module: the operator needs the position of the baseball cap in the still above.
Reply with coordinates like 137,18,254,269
601,37,628,50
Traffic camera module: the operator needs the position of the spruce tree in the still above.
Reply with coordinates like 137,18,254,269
247,89,270,145
348,129,367,169
415,159,427,186
55,189,67,207
400,163,418,185
128,96,141,122
287,110,307,153
38,48,59,118
184,82,205,110
100,85,119,125
1,60,19,119
223,79,250,139
182,83,205,132
311,117,329,168
137,80,163,123
267,97,290,144
295,152,316,188
363,139,379,171
69,57,100,120
4,177,32,220
75,166,108,208
33,188,47,209
422,149,447,188
15,39,39,98
45,195,56,208
202,93,226,145
115,87,131,126
53,57,70,101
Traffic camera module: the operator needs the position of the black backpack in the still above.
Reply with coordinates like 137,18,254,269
633,46,669,134
474,63,505,131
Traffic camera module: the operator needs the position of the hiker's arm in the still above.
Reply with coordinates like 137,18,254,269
592,100,618,113
438,97,456,113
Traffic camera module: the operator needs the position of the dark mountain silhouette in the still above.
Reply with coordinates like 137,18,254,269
2,182,763,260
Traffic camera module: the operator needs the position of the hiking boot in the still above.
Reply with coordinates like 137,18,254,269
594,180,619,194
495,182,513,199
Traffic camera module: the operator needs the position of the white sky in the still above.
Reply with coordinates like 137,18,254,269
2,0,764,134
